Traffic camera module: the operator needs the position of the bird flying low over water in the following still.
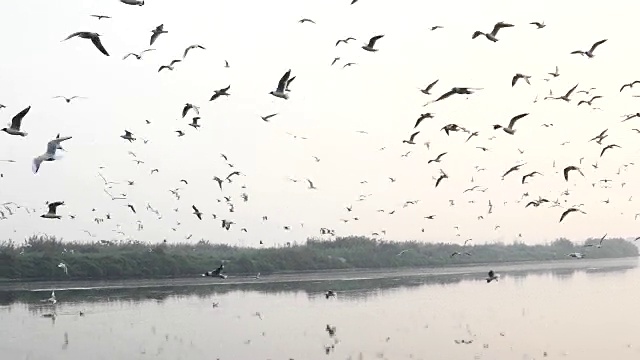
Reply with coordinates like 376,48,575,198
203,264,227,279
472,21,514,42
486,270,499,283
1,106,31,136
33,135,72,173
63,32,109,56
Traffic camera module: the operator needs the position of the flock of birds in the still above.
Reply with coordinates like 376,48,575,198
1,0,640,273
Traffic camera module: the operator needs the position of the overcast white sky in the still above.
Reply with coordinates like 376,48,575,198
1,0,639,247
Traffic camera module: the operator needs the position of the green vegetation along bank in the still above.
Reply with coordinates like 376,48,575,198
0,235,637,281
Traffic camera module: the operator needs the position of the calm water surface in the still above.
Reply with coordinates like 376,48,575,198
1,258,639,360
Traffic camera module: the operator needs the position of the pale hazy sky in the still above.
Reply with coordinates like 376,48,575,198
1,0,639,246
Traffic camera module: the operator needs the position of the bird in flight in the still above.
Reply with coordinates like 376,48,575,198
270,70,292,99
571,39,607,58
419,79,439,95
210,86,231,101
53,96,86,103
298,18,316,24
428,152,447,164
183,44,206,59
261,113,278,122
150,24,168,45
530,21,546,29
32,135,72,173
362,35,384,52
559,208,586,223
493,113,529,135
336,37,356,46
545,84,579,102
90,15,111,20
192,205,203,220
512,73,531,87
563,166,584,181
123,49,155,60
62,32,109,56
472,21,514,42
41,201,65,219
1,106,31,136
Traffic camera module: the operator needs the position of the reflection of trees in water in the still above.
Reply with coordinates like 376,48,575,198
0,262,635,306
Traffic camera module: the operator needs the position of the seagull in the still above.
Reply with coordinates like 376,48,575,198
563,166,584,181
486,270,499,283
502,163,526,179
53,96,86,103
1,106,30,136
325,290,336,299
362,35,384,52
331,57,340,66
176,130,185,137
428,152,447,164
589,129,608,144
182,103,199,118
548,66,560,78
429,25,444,31
433,87,480,102
122,49,155,60
493,113,529,134
600,144,621,157
559,208,585,223
577,96,602,107
472,21,514,42
270,70,292,99
530,21,546,29
567,252,585,259
402,131,420,144
512,74,531,86
41,201,65,219
32,135,72,173
203,264,227,279
420,79,439,95
120,0,144,5
62,32,109,56
435,170,448,188
336,37,356,46
545,84,579,102
189,117,201,129
127,204,136,214
150,24,168,45
183,44,205,59
192,205,203,220
343,62,356,68
121,130,136,142
306,179,317,189
571,39,607,58
521,171,542,184
414,113,434,128
158,65,174,72
261,113,278,122
298,18,316,24
90,15,111,20
620,80,640,92
57,262,68,275
210,86,231,101
224,60,230,68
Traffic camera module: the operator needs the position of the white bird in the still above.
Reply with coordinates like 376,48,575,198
270,70,292,99
58,262,68,275
120,0,144,5
123,49,155,60
33,135,73,173
571,39,607,58
493,113,529,134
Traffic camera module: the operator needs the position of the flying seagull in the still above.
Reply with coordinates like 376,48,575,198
402,131,420,144
41,201,65,219
121,130,136,142
210,86,231,101
620,80,640,92
486,270,499,283
192,205,203,220
530,21,545,29
57,262,68,275
362,35,384,52
183,44,205,59
493,113,529,134
123,49,155,60
182,103,199,118
428,152,447,164
261,113,278,122
32,135,72,173
1,106,31,136
203,264,227,279
563,166,584,181
150,24,167,45
420,79,439,95
336,37,356,46
62,32,109,56
53,96,86,103
600,144,621,157
433,87,480,102
512,73,531,87
545,84,579,102
120,0,144,5
91,15,111,20
522,171,542,184
559,208,585,223
571,39,607,58
189,117,201,129
270,70,292,99
472,21,514,42
577,96,602,107
298,18,316,24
